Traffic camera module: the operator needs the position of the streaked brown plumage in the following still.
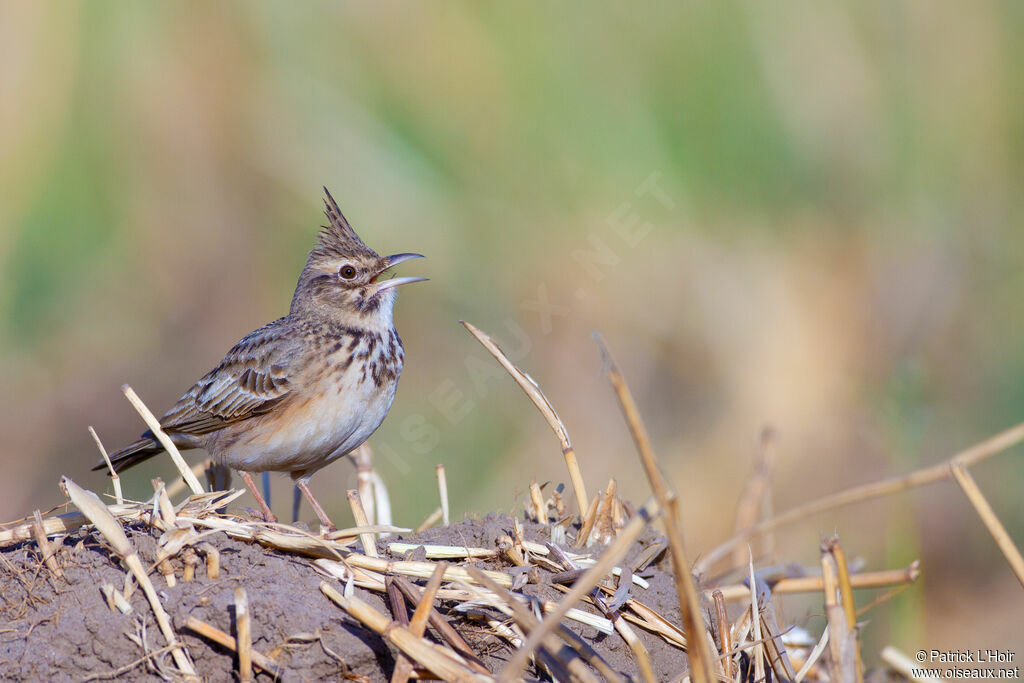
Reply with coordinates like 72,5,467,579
94,188,426,528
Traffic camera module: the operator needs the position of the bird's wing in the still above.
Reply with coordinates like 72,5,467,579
157,318,298,436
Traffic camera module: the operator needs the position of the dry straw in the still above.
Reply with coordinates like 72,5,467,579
528,479,547,523
183,617,281,677
828,538,863,680
748,552,765,683
880,646,942,683
385,576,415,683
794,626,830,683
346,489,378,557
950,460,1024,588
122,385,204,495
822,542,858,683
436,463,450,526
89,426,123,505
731,427,776,567
61,477,197,678
391,575,489,673
320,582,484,681
711,590,731,678
415,506,443,533
30,509,63,579
461,320,589,514
711,562,919,601
466,566,611,683
698,419,1024,574
594,332,716,683
498,498,657,679
234,587,253,682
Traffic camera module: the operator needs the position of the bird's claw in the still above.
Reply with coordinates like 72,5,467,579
243,506,278,524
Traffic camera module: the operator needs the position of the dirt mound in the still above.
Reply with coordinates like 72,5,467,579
0,514,686,681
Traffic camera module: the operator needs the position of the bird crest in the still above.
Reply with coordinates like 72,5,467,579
313,187,378,259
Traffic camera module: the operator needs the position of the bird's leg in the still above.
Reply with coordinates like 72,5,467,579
295,478,336,531
292,485,302,524
261,472,272,508
205,463,232,492
239,471,277,523
207,463,232,516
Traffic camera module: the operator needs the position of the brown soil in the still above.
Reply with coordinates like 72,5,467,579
0,514,688,681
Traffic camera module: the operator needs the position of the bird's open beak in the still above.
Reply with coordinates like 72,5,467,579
373,253,428,293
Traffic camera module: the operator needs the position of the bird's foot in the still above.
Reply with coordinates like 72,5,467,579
243,506,278,524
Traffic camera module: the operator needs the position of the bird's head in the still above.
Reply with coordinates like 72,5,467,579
292,188,426,326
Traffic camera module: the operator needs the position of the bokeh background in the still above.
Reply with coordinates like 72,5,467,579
2,0,1021,660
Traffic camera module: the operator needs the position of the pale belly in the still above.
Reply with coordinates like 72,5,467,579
212,360,399,476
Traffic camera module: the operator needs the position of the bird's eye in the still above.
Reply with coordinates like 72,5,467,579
339,265,357,279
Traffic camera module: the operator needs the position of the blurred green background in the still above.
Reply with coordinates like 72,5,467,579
2,0,1022,659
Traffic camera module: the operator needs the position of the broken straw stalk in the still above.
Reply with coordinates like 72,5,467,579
592,332,716,683
460,321,589,514
122,384,204,495
183,617,281,677
698,419,1024,575
321,582,485,681
61,477,197,677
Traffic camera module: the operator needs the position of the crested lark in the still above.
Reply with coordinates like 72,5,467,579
94,188,426,528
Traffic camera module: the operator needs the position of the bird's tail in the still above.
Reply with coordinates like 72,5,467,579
92,433,163,474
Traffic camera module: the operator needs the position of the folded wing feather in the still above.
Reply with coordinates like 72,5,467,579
157,318,296,436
